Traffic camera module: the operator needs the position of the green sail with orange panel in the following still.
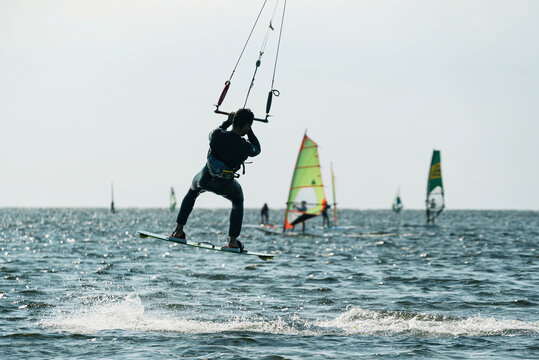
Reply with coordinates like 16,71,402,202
284,134,327,230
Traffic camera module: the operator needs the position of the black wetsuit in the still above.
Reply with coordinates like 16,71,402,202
261,204,269,224
176,120,261,237
322,204,331,227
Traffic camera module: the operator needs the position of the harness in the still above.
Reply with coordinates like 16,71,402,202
206,154,243,179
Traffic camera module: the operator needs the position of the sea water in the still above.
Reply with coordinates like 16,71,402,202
0,209,537,359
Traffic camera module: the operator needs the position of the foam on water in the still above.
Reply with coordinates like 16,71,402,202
316,307,539,337
42,294,539,337
41,294,315,335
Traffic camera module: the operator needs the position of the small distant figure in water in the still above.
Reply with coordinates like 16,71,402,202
292,200,308,234
171,109,261,251
322,202,331,228
110,201,115,214
260,203,269,225
427,198,437,224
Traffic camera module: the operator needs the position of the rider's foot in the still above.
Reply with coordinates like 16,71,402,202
171,230,186,239
225,239,244,252
171,224,186,239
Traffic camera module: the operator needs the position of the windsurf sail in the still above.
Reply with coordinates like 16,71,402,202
392,187,403,213
331,162,338,226
284,134,327,230
110,182,116,214
169,187,177,212
426,150,444,224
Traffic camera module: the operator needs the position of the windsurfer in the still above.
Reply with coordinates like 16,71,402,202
171,109,261,250
292,200,308,234
261,203,269,225
322,202,331,228
427,198,437,224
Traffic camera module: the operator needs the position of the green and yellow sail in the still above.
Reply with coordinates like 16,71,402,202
426,150,444,223
284,134,327,230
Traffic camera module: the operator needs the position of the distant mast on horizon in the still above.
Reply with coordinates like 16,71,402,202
331,162,338,226
110,182,116,214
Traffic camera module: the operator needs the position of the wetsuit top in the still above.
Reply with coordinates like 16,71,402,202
322,204,330,215
206,120,261,178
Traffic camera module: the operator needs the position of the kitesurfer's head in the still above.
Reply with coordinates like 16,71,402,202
232,108,254,135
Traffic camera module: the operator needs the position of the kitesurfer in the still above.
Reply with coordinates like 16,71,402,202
171,109,261,251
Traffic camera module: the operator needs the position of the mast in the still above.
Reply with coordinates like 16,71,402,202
110,182,115,214
331,162,337,226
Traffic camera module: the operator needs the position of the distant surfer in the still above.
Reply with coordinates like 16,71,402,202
427,198,437,224
260,203,269,225
322,202,331,228
171,109,261,251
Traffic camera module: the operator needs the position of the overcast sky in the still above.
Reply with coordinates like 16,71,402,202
1,0,538,210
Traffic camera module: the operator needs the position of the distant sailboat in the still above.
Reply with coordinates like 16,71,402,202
426,150,444,224
392,187,403,213
284,133,327,232
169,187,177,212
110,182,116,214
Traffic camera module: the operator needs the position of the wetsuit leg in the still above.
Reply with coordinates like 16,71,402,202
220,180,244,237
176,169,205,225
205,178,243,237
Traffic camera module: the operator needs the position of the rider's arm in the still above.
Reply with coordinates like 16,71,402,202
210,113,234,140
219,112,235,130
219,120,232,130
246,128,261,157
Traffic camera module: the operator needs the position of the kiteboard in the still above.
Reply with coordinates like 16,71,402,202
137,230,274,261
